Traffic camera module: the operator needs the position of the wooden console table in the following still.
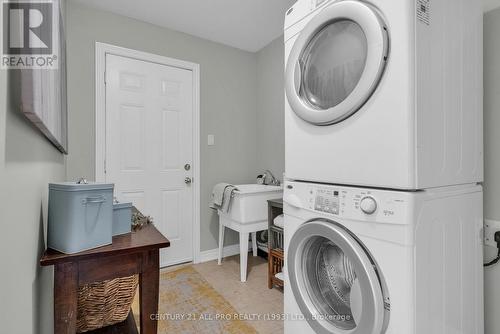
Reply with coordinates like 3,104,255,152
40,224,170,334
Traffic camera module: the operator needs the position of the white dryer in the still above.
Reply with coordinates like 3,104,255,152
283,180,483,334
284,0,483,189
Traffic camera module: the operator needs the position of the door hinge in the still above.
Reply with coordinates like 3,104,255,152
104,71,107,85
104,159,107,174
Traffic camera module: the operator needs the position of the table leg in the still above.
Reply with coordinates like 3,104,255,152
240,232,249,282
140,250,159,334
218,223,225,265
54,262,78,334
251,232,257,257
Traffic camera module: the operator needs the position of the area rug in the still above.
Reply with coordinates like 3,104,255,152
133,265,258,334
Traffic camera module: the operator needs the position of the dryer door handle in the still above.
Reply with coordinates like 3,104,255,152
284,194,303,209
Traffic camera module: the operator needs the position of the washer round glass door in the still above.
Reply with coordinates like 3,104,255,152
287,219,389,334
285,0,389,125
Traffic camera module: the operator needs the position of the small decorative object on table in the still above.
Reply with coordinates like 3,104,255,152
132,206,154,231
48,180,114,254
112,200,133,236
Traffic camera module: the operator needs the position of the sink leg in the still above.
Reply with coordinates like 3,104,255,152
252,232,257,257
240,232,249,282
218,223,225,265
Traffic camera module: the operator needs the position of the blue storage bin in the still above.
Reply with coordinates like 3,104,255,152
48,181,114,254
113,202,132,236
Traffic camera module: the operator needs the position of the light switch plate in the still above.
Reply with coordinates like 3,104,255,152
208,134,215,146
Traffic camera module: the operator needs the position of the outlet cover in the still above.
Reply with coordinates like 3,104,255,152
484,219,500,247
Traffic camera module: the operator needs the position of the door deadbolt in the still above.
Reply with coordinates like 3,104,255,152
184,164,191,171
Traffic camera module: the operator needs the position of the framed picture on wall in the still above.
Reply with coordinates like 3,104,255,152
18,0,68,153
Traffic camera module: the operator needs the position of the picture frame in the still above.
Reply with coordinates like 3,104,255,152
19,0,68,154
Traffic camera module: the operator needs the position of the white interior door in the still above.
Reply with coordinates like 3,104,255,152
105,54,194,267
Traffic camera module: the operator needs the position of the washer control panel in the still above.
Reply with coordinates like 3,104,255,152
314,188,339,214
359,196,377,214
285,181,410,224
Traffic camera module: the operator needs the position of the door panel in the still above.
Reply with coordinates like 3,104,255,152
119,104,145,171
285,0,389,125
162,110,180,170
106,54,194,267
287,219,389,334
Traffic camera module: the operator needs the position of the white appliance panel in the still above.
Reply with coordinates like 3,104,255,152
283,180,483,334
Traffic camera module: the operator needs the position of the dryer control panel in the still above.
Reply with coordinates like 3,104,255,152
284,181,411,225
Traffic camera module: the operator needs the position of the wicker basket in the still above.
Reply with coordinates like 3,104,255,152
76,274,139,333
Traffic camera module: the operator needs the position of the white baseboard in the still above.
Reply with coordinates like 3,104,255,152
198,243,252,263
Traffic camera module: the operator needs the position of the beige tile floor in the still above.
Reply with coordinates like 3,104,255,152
166,253,285,334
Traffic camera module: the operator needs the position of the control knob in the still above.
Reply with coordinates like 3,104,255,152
360,196,377,215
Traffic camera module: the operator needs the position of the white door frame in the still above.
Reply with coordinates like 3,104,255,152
95,42,201,264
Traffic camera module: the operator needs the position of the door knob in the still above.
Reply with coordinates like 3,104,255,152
184,177,192,184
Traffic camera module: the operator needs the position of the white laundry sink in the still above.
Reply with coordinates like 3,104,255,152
217,183,283,282
221,184,283,224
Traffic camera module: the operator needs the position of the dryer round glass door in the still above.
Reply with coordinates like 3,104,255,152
287,219,390,334
285,0,389,125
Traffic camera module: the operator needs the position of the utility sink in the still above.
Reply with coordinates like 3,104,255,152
217,183,283,282
221,184,283,223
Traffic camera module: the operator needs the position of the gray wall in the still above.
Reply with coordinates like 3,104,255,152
0,1,67,331
484,8,500,334
0,66,66,334
65,1,260,251
256,36,286,180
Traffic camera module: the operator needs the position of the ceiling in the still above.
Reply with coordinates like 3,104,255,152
71,0,296,52
485,0,500,12
72,0,500,52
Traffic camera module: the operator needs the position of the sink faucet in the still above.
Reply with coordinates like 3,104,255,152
262,170,280,186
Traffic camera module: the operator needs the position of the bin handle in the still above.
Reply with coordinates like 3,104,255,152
82,196,106,204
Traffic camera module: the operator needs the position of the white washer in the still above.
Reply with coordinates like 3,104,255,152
284,0,483,189
283,180,483,334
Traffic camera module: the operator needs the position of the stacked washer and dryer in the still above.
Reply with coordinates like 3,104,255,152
282,1,484,334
